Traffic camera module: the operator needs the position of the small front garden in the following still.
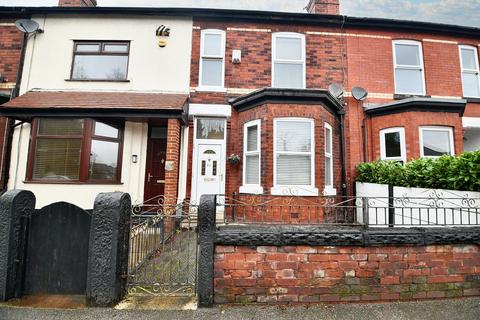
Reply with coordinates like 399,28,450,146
356,151,480,192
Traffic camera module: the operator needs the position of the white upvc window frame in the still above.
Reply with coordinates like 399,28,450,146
198,29,226,92
380,127,406,163
459,45,480,98
271,117,318,196
419,126,455,158
324,122,336,196
240,119,263,194
392,40,426,96
272,32,306,89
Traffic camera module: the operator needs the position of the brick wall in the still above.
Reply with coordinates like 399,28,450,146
214,244,480,304
190,21,346,104
164,119,181,203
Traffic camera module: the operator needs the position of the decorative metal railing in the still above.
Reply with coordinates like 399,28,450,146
216,193,480,227
127,196,198,297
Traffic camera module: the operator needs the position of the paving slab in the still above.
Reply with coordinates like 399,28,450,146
1,297,479,320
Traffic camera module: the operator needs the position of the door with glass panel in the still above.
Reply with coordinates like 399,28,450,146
193,118,226,204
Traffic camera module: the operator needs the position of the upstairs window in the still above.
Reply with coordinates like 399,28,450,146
28,118,123,183
199,29,226,90
272,33,306,89
71,41,130,81
393,40,425,95
419,126,454,158
459,45,480,98
241,120,262,194
380,127,406,163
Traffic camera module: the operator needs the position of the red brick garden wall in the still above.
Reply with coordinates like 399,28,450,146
214,244,480,304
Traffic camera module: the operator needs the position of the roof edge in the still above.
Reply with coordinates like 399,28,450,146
230,87,343,115
364,97,467,117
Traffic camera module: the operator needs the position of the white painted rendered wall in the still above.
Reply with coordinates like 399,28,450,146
356,182,480,227
20,14,193,94
8,121,148,209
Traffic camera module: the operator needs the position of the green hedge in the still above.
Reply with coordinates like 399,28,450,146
356,151,480,192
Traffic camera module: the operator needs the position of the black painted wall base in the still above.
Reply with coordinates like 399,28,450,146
216,225,480,247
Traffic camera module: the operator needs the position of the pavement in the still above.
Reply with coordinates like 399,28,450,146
1,297,480,320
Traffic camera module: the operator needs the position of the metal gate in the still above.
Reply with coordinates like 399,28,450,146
127,196,198,297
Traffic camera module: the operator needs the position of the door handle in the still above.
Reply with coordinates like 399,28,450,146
148,173,153,182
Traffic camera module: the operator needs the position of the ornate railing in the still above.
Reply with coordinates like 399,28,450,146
216,193,480,227
127,196,198,297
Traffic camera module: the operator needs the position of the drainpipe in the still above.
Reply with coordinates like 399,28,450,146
362,116,368,163
338,109,348,197
1,30,29,192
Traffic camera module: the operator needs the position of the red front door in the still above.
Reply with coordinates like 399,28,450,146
143,126,167,201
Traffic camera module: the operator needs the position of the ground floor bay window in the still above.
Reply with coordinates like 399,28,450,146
27,118,123,183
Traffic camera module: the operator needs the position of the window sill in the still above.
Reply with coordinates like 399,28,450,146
270,186,319,197
65,79,130,83
394,94,430,100
23,180,124,185
239,185,264,195
195,86,227,93
323,187,337,196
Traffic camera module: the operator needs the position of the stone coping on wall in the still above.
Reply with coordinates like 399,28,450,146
215,225,480,247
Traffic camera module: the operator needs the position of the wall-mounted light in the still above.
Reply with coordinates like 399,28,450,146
132,154,138,163
156,25,171,48
232,49,242,64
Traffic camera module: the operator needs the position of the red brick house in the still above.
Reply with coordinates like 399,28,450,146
187,0,480,204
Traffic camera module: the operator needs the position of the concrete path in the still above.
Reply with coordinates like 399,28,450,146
1,297,480,320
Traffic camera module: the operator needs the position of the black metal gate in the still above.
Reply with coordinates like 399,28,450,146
127,196,198,297
24,202,91,295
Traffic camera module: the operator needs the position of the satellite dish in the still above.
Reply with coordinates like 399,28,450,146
15,19,42,34
328,83,344,100
352,86,368,101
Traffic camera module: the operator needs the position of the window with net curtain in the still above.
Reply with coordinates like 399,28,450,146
274,118,314,186
30,118,122,182
459,45,480,98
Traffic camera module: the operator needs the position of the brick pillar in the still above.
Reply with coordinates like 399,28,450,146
58,0,97,7
306,0,340,15
164,119,181,204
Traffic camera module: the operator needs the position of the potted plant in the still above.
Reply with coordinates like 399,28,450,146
227,154,241,165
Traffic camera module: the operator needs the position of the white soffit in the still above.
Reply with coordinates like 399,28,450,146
189,104,232,118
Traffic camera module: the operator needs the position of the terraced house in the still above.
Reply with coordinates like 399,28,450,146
0,0,479,307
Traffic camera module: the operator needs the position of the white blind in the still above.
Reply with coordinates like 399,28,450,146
245,155,259,184
275,120,312,186
247,125,258,152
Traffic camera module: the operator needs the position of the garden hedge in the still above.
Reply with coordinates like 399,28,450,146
356,151,480,192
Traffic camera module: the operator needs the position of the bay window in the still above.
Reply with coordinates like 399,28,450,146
459,45,480,98
272,118,317,196
240,120,262,194
419,126,454,158
393,40,425,95
28,118,123,183
199,29,226,90
272,32,306,89
380,127,406,163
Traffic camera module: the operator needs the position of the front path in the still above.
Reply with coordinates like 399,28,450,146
1,297,479,320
